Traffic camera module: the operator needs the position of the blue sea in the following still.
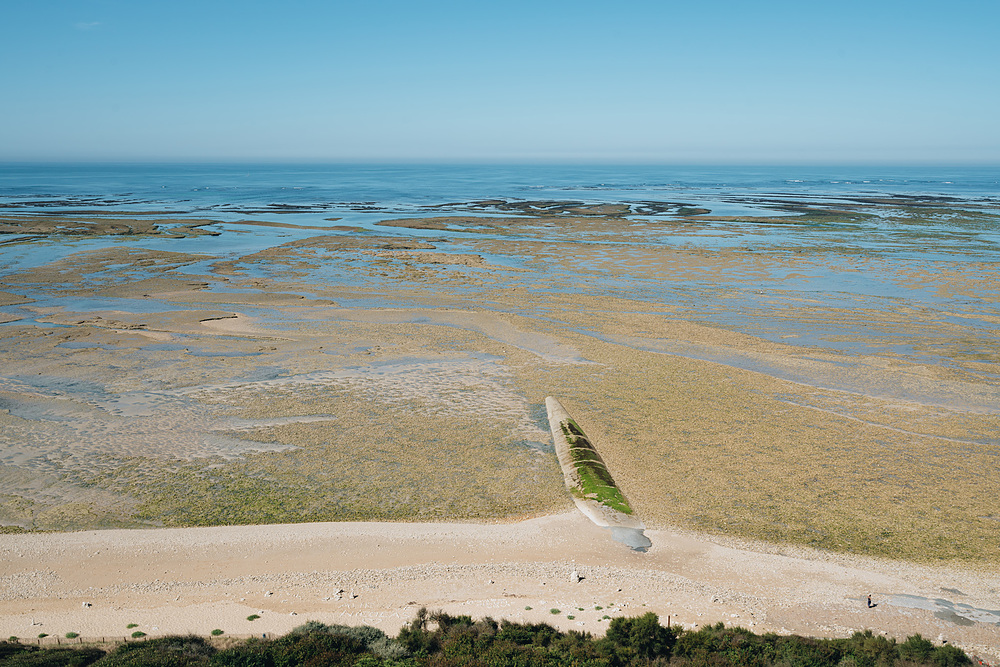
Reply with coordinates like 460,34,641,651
1,163,998,216
3,163,998,268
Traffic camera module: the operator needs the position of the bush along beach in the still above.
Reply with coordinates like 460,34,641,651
0,612,976,667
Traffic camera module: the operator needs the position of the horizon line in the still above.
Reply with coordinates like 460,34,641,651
2,158,1000,168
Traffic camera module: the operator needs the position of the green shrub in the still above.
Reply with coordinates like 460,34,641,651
98,635,214,666
267,631,370,666
843,629,900,666
210,629,224,636
606,612,679,660
209,638,272,667
246,615,260,622
0,642,27,660
369,636,409,660
549,609,560,615
0,645,106,665
131,631,146,639
279,621,408,662
125,624,138,629
287,620,330,635
900,634,935,661
288,621,387,646
428,610,474,633
0,613,975,667
65,632,79,639
496,620,560,647
673,622,772,664
932,643,972,667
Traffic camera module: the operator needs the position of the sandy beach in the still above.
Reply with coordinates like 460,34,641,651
2,512,999,660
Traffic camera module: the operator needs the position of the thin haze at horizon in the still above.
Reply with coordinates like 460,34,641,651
3,0,998,164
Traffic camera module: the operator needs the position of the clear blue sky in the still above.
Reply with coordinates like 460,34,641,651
3,0,998,163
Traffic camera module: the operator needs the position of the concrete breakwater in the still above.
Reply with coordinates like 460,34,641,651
545,396,651,551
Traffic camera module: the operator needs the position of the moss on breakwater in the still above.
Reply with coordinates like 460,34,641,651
559,418,634,516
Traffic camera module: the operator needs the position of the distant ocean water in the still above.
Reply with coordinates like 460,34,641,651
1,163,998,218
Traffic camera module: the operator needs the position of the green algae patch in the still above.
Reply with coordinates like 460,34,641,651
560,419,634,515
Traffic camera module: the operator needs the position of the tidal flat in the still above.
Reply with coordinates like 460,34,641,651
0,195,997,565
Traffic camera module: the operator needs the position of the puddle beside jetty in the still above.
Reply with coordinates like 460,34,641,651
608,526,652,552
888,594,1000,626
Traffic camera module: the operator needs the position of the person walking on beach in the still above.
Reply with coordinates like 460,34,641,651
867,595,874,608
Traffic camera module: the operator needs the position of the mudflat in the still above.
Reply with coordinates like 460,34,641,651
0,198,998,655
2,204,997,563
